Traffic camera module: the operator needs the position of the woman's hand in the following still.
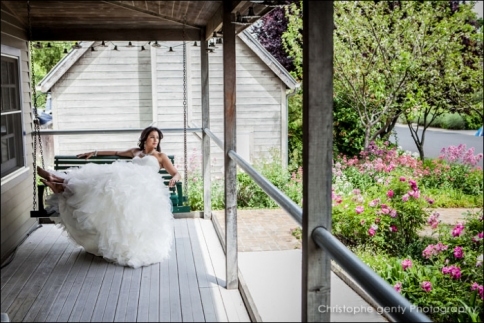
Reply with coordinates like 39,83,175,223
76,151,96,159
169,173,180,187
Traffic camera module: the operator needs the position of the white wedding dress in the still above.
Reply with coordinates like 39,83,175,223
46,155,174,268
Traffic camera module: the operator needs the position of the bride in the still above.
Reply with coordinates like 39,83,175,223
37,126,179,268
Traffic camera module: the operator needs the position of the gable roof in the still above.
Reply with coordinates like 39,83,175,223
37,33,298,92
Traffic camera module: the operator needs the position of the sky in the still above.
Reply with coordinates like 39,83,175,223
474,1,483,18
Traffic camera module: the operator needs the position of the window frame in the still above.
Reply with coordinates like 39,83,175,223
1,44,27,181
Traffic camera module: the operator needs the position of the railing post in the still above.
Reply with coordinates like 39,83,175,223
223,0,238,290
201,29,212,220
302,1,334,321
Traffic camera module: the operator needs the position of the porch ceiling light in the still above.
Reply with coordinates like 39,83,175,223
72,42,82,49
168,46,174,52
113,45,118,51
152,41,161,48
33,42,42,49
232,12,251,26
141,46,146,51
100,41,108,47
127,41,134,47
241,7,260,19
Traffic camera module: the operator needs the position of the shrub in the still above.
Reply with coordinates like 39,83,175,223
440,113,466,130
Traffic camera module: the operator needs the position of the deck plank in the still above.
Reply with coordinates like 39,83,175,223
91,263,116,322
148,263,160,322
1,220,252,323
167,231,182,322
124,267,142,322
159,252,171,322
199,219,250,322
137,265,151,322
7,234,71,322
43,250,91,322
21,242,79,322
1,224,52,288
101,264,124,322
1,225,62,311
112,266,131,322
175,219,205,322
56,252,94,322
80,257,108,322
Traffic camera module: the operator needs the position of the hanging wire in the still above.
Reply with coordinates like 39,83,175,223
182,16,188,202
28,1,46,212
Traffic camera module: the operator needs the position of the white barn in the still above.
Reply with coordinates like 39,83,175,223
38,31,298,176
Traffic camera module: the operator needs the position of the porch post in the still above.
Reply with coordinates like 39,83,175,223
301,1,333,322
223,0,238,290
201,29,212,220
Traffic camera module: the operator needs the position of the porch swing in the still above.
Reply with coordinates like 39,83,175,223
29,3,191,217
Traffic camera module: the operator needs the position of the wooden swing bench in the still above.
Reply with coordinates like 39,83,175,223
32,155,190,218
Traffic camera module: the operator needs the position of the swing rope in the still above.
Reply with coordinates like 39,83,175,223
182,16,188,203
28,1,46,212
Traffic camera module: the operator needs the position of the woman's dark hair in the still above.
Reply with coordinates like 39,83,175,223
138,126,163,152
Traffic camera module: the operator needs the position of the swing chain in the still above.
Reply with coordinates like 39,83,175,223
182,16,188,200
28,1,45,211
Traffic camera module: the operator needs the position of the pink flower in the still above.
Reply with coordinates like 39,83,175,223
421,281,432,292
423,245,436,259
375,217,381,223
368,227,376,236
453,246,464,259
390,209,397,218
399,176,406,182
401,259,412,271
355,206,364,214
389,225,398,232
425,196,434,204
409,179,418,191
402,194,409,202
471,282,480,291
452,223,465,237
394,282,402,293
369,198,380,207
427,212,440,229
387,190,394,198
442,265,462,279
479,232,484,239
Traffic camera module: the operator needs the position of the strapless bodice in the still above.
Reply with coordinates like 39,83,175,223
132,155,160,172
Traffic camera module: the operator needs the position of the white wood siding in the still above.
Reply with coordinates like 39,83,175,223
50,38,287,179
190,38,286,175
53,41,153,157
1,15,38,263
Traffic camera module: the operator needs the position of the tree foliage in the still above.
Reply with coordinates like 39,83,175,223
31,41,74,108
282,0,483,160
252,7,295,73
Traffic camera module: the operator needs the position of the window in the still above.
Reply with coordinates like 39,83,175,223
1,53,25,177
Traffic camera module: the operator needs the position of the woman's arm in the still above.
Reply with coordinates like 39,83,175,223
77,148,136,159
161,153,181,187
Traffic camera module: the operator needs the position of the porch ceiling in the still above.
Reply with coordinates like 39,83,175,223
1,1,273,41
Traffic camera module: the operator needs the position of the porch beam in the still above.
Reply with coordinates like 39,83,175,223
301,1,333,322
201,29,212,220
30,28,200,41
223,0,238,290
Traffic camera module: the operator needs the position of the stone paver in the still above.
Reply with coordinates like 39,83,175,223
212,208,482,251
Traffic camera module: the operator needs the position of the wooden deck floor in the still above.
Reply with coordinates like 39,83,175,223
1,219,250,322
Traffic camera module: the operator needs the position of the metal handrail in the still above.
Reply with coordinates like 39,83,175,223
37,127,202,135
204,128,431,322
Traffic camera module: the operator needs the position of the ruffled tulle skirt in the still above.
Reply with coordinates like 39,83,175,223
46,161,174,268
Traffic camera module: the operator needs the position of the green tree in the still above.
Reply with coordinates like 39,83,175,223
31,41,74,108
401,1,483,160
282,1,483,160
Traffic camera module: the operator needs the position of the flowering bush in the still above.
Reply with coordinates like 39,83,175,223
357,209,484,322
